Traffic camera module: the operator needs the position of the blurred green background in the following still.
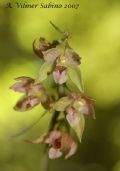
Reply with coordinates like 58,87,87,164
0,0,120,170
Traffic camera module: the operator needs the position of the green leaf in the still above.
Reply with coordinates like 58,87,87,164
50,21,65,34
67,66,84,92
73,113,85,142
38,62,53,82
51,97,71,112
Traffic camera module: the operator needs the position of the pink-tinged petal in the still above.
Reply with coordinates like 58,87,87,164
10,82,28,93
43,48,61,62
10,77,34,93
53,70,60,83
66,107,80,127
65,142,78,159
49,147,62,159
60,132,78,159
48,131,61,146
53,70,67,85
59,70,68,84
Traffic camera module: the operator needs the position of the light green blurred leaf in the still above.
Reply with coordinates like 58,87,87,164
51,97,71,112
66,79,80,93
38,62,53,82
50,21,65,34
67,66,84,93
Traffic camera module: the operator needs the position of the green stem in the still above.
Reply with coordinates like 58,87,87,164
49,111,60,131
11,111,47,138
40,148,49,171
58,84,65,97
40,111,59,171
41,81,65,171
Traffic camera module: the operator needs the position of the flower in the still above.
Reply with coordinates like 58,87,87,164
27,130,78,159
57,49,81,66
10,76,35,94
33,37,81,66
14,96,41,111
10,76,45,95
69,93,96,119
10,76,47,111
53,66,68,84
33,37,61,62
51,93,95,119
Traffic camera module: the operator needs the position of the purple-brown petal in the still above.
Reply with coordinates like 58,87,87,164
61,132,78,159
65,48,81,65
14,96,41,111
33,39,43,58
10,82,28,93
15,76,34,82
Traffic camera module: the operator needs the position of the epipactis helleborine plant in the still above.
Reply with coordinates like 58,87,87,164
10,22,95,160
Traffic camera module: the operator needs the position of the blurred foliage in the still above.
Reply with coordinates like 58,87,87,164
0,0,120,170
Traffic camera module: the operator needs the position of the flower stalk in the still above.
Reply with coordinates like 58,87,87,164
10,22,96,168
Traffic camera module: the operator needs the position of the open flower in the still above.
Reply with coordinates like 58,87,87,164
33,37,81,66
53,66,68,84
27,130,78,159
10,76,45,95
14,96,41,111
33,37,61,63
57,49,81,66
69,93,96,119
10,76,47,111
51,93,95,119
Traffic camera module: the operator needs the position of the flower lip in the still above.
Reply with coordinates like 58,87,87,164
68,93,96,118
53,66,68,85
53,139,61,149
27,130,77,159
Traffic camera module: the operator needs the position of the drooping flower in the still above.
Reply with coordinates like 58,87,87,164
53,66,68,84
10,76,35,94
14,96,41,111
69,93,96,119
10,76,45,95
27,130,78,159
10,76,47,111
33,37,61,62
